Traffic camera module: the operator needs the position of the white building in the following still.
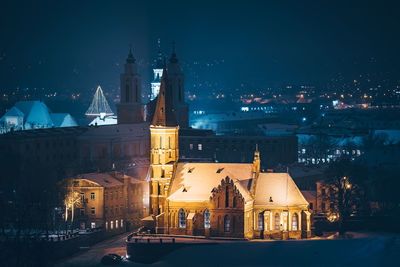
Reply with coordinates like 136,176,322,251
0,100,78,133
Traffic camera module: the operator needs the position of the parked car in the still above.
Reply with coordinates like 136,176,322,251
101,254,123,265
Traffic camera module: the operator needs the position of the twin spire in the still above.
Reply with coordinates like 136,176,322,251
125,41,179,127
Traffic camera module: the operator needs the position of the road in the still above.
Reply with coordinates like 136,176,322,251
55,233,130,267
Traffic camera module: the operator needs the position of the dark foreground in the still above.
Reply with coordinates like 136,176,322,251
55,232,399,266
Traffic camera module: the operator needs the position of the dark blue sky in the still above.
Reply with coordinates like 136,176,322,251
0,0,399,91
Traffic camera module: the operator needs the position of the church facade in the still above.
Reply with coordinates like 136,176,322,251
148,61,311,239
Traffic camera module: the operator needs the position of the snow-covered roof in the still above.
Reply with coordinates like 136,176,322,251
51,113,78,127
254,173,308,207
77,173,123,187
14,101,54,128
168,163,254,202
89,115,117,126
1,106,24,119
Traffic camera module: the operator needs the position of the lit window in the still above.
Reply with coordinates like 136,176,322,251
121,219,124,228
116,220,118,229
111,221,114,229
258,212,264,230
106,222,108,230
275,213,280,230
292,213,298,231
224,215,230,232
198,144,202,151
91,192,95,200
204,209,210,229
189,144,193,150
179,209,186,228
91,207,95,214
91,222,96,229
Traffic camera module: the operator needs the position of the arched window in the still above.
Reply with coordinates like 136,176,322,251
258,212,264,230
224,215,230,232
233,196,236,208
292,213,298,231
179,209,186,228
275,213,280,230
204,209,210,229
225,186,229,208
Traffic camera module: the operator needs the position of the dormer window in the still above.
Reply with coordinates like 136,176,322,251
269,196,273,202
216,168,224,173
182,187,187,192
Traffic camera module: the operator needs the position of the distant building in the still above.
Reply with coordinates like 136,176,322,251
0,100,77,134
69,171,145,231
89,115,117,126
150,39,163,101
117,49,144,124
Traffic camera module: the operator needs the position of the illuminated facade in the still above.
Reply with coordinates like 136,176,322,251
70,172,145,231
149,64,311,239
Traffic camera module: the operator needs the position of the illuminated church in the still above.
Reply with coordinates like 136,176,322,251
148,60,311,239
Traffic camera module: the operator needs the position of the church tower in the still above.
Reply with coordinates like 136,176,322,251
149,59,179,221
150,39,164,100
117,48,144,124
168,43,189,128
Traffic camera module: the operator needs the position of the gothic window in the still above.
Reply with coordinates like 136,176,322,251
224,215,230,232
217,197,220,208
275,213,280,230
225,186,229,208
233,197,236,208
204,209,210,229
292,213,298,231
179,209,186,228
168,136,171,149
258,212,264,230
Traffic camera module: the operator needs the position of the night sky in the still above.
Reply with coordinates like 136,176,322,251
1,0,399,92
